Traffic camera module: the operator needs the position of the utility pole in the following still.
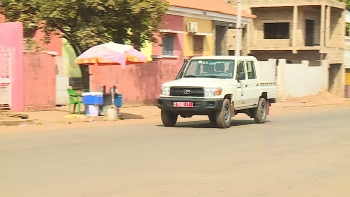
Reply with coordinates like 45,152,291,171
235,0,242,56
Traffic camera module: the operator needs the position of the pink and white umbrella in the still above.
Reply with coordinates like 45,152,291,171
75,42,147,69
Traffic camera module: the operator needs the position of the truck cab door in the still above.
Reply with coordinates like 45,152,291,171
235,61,249,108
245,60,261,106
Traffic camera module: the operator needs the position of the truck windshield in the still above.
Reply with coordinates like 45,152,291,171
183,59,235,79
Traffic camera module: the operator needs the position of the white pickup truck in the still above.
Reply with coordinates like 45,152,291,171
157,56,278,128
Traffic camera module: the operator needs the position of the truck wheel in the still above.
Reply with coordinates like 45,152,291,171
254,98,267,124
208,112,216,122
215,99,231,128
161,110,178,127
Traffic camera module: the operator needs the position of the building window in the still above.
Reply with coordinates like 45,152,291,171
264,23,290,39
193,35,204,56
162,33,175,56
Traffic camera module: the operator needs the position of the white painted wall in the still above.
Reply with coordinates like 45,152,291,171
258,59,276,81
257,58,328,100
278,59,328,99
56,75,70,105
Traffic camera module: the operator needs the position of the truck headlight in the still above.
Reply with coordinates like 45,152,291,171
204,88,222,97
161,87,170,96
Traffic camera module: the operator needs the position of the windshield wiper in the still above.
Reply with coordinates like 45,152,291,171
202,75,219,78
183,75,198,78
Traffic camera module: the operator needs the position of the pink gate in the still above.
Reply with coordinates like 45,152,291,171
0,46,12,109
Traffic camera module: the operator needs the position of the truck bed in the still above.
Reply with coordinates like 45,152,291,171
260,81,278,100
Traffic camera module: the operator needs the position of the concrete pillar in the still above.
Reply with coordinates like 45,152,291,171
325,5,331,47
292,5,298,53
277,58,286,101
301,60,309,96
222,26,229,56
268,58,277,81
321,60,329,91
320,4,325,47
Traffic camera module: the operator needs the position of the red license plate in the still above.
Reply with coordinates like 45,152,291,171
173,102,194,108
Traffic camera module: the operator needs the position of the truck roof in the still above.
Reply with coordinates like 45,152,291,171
190,56,257,61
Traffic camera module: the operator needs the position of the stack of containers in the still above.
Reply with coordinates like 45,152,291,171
82,92,103,116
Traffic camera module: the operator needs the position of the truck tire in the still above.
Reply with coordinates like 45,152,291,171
254,98,267,124
161,110,178,127
208,112,216,122
215,99,231,128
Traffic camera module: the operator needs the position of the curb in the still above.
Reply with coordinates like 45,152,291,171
0,119,35,127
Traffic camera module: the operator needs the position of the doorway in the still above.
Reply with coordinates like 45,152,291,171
215,26,226,55
305,20,315,46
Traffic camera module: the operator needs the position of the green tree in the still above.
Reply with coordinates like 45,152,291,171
0,0,169,55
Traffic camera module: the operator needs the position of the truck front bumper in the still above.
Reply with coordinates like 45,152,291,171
157,97,223,113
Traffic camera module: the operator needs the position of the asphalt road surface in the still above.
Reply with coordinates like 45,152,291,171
1,106,350,197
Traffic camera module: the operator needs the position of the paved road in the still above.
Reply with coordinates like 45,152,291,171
1,106,350,197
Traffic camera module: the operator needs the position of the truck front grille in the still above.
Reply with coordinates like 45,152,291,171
170,87,204,97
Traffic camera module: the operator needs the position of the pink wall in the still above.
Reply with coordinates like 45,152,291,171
33,30,63,56
90,59,184,105
23,52,56,111
0,22,24,111
152,14,184,57
161,14,184,30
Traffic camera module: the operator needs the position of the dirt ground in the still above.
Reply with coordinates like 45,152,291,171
282,91,349,105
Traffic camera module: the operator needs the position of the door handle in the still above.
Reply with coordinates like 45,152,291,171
245,85,248,87
256,84,259,86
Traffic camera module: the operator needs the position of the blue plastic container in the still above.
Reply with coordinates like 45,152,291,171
114,94,123,107
82,92,103,105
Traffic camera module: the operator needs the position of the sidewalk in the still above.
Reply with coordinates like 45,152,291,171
1,91,350,127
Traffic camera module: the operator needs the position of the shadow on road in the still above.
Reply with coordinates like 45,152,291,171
156,119,256,128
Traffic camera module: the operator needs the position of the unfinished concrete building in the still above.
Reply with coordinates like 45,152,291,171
224,0,346,96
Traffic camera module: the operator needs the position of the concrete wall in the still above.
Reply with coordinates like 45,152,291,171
0,22,24,111
23,52,56,111
258,59,277,81
33,30,63,56
275,59,328,100
251,51,321,66
250,7,294,48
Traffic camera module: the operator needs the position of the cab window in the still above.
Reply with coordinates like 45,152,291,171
246,61,257,79
236,61,246,80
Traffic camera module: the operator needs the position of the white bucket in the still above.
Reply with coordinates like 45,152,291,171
88,105,99,116
106,107,117,121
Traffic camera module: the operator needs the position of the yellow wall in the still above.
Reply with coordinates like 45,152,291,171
125,38,152,61
346,69,350,85
140,40,153,61
183,17,213,56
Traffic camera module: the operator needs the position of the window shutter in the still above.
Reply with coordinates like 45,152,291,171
162,34,174,56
